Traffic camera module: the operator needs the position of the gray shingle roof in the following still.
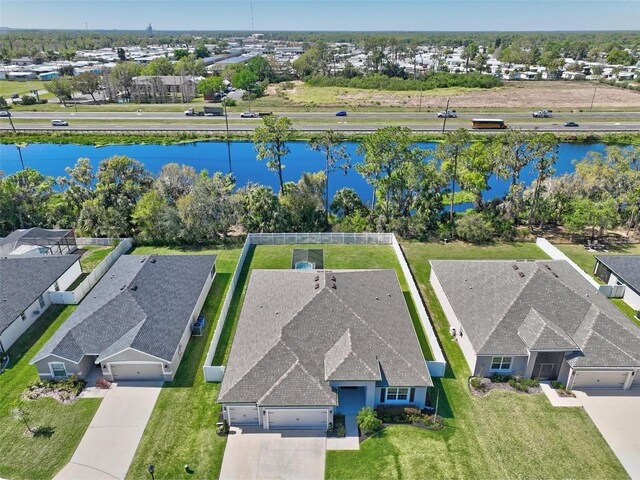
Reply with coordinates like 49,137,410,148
430,260,640,368
0,255,79,333
219,269,432,407
595,255,640,295
31,254,216,364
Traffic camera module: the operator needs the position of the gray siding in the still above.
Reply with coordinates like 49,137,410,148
35,354,95,379
475,355,529,378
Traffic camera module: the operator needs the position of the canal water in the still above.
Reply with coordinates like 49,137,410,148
0,141,612,204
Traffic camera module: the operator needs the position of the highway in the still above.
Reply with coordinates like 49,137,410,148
1,110,639,133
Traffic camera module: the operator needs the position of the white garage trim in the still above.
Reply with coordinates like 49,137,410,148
109,362,164,381
265,408,329,430
226,406,260,426
570,370,631,390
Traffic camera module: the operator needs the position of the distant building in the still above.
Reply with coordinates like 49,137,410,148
10,57,34,66
7,71,37,81
38,72,60,81
130,75,197,103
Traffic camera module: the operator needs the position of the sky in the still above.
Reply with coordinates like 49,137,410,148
1,0,639,31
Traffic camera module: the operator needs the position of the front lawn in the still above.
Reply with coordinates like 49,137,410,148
125,245,242,480
326,241,628,480
213,244,434,364
0,306,101,480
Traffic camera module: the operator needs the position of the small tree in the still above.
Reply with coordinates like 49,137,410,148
308,130,351,223
253,115,295,194
12,400,35,434
58,65,75,77
44,77,73,106
72,72,101,103
356,407,382,434
197,76,224,97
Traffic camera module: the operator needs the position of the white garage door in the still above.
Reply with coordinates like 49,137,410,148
227,406,259,425
110,363,164,381
572,371,629,389
266,409,328,430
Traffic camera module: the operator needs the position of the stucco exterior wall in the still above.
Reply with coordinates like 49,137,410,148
430,268,478,375
52,260,82,292
557,359,572,385
35,354,94,379
475,355,529,378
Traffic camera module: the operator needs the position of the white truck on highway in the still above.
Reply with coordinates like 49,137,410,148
532,110,553,118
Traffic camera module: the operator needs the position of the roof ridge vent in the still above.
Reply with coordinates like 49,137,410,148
518,272,525,278
150,258,156,263
331,282,337,289
315,283,320,289
130,285,138,291
512,264,519,270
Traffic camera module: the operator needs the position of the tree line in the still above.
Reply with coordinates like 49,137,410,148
1,122,638,243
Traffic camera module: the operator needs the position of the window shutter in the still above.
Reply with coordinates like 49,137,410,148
409,388,415,403
379,388,385,403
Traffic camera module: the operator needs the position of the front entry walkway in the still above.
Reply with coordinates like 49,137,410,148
542,383,640,479
54,381,162,480
220,427,326,480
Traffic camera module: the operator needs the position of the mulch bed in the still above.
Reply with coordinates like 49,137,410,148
24,384,82,404
469,377,542,397
555,388,576,398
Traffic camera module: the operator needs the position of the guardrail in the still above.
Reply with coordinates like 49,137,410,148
202,232,447,382
49,238,133,305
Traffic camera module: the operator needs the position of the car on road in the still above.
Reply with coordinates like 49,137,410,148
564,121,579,127
0,110,10,117
335,111,348,117
533,110,553,118
51,120,69,126
437,110,457,118
240,111,259,118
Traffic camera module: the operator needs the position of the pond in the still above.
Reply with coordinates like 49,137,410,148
0,141,613,206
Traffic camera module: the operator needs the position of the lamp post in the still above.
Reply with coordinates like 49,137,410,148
441,97,450,133
147,464,155,480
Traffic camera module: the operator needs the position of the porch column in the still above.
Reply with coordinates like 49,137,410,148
524,351,538,379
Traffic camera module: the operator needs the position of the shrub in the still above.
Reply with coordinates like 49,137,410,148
216,419,230,436
376,405,408,423
222,98,236,107
356,407,382,434
330,414,346,437
21,95,37,106
96,378,112,389
491,373,511,383
455,212,496,243
470,376,483,390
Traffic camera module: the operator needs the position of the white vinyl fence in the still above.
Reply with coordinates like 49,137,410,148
536,237,600,288
203,233,447,382
75,237,123,246
49,238,133,305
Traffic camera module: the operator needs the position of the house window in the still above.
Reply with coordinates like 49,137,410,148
386,387,411,402
38,295,45,309
490,357,513,371
50,362,67,378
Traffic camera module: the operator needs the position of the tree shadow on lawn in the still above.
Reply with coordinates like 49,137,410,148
164,272,232,389
32,425,56,438
429,378,455,422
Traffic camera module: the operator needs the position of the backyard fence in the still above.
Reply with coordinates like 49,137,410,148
536,237,600,288
75,237,123,246
202,232,447,382
49,238,133,305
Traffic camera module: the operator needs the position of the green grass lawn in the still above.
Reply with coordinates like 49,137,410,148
125,245,242,480
0,305,102,480
0,79,53,98
78,245,115,273
555,243,640,326
213,244,434,365
326,240,628,480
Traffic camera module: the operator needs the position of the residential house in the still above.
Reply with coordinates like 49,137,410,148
7,71,37,81
31,254,216,382
594,256,640,313
431,260,640,390
218,269,432,430
0,255,82,352
130,75,197,103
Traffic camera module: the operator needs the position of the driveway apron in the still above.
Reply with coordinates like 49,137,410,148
54,382,162,480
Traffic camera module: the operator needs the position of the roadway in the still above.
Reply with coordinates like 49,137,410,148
3,121,640,132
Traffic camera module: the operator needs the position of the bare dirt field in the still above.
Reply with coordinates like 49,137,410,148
272,81,640,111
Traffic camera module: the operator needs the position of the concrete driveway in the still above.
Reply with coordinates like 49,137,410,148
578,388,640,479
54,382,162,480
220,427,326,480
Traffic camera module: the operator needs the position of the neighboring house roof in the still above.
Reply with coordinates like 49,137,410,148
0,228,73,256
0,255,79,333
291,249,324,269
32,254,216,365
219,269,432,407
430,260,640,368
595,255,640,295
133,75,196,86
